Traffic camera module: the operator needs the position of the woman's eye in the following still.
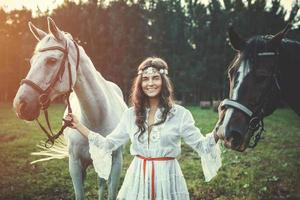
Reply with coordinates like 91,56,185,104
46,58,57,65
153,76,160,80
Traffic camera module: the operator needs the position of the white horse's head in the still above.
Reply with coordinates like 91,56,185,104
13,17,79,121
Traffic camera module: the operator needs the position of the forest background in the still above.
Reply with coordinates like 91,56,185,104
0,0,299,104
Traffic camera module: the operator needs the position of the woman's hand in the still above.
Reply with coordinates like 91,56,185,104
64,113,79,129
63,113,90,138
217,101,226,122
213,101,226,141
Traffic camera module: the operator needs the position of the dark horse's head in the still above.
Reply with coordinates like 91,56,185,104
220,25,297,151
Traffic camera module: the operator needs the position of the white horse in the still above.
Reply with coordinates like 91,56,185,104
13,17,127,200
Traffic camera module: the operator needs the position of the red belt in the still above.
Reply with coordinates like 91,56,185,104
137,155,175,200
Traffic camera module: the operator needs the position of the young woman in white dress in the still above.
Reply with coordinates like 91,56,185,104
65,57,224,200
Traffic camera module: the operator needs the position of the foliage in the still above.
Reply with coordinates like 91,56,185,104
0,0,299,104
0,103,299,199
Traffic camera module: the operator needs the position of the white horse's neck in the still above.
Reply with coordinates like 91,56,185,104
72,46,126,133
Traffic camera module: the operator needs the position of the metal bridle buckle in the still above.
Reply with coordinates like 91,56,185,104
39,93,50,110
249,117,261,131
45,138,55,148
62,118,73,127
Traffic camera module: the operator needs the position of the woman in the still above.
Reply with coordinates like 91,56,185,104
66,57,224,200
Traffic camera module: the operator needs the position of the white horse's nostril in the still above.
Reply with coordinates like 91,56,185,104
15,100,26,119
19,101,27,113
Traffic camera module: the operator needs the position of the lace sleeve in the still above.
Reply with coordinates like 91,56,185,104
88,131,113,180
87,109,130,180
180,109,222,182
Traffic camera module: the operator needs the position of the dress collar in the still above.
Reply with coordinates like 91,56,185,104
145,104,177,122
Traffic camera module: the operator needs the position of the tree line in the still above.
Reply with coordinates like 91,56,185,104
0,0,299,104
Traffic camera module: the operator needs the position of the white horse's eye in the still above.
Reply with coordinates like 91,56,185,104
46,57,57,65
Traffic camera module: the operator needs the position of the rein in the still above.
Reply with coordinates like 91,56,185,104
20,40,80,148
222,50,281,148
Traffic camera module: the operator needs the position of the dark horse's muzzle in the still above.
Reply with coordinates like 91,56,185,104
221,99,264,151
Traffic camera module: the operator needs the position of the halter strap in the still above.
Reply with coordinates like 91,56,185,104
258,52,276,56
222,99,253,117
39,46,68,54
20,79,44,94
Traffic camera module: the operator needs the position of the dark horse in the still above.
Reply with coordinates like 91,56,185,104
220,25,300,152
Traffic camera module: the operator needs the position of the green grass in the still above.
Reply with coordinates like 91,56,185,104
0,102,299,200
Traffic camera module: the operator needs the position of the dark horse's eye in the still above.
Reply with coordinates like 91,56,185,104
256,75,268,83
255,69,270,83
46,57,57,65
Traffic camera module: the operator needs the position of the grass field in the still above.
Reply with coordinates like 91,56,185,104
0,102,299,200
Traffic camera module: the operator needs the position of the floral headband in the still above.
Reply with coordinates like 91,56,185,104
138,66,168,75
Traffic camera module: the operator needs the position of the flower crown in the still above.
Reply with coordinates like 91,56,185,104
138,66,168,75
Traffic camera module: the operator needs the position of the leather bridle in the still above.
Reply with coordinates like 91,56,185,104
20,40,80,148
222,51,281,148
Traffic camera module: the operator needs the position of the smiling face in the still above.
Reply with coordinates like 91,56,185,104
141,71,162,99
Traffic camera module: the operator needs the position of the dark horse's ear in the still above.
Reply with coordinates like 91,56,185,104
269,24,291,48
227,25,246,51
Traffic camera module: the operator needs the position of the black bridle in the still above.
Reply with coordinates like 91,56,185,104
222,51,281,148
20,40,80,148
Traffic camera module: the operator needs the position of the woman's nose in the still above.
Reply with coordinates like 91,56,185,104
148,79,154,85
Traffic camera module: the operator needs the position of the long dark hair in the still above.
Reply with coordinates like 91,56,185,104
129,57,174,141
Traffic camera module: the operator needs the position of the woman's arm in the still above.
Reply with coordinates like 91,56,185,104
65,110,130,151
180,110,217,152
64,110,130,180
64,113,90,137
180,109,222,182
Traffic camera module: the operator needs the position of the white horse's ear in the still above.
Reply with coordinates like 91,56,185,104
47,17,64,41
28,22,47,41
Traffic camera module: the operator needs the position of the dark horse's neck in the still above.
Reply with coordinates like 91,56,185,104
278,39,300,115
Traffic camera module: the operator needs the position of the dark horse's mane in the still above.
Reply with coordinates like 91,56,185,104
227,34,300,115
226,36,269,81
228,35,300,68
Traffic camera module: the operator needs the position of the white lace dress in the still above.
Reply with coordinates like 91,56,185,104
88,104,222,200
